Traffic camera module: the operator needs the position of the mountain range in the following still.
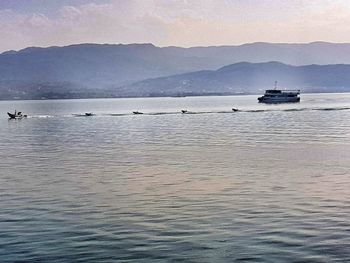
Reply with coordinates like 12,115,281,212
121,62,350,97
1,42,350,99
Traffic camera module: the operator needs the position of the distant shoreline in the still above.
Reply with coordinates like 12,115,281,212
0,91,349,102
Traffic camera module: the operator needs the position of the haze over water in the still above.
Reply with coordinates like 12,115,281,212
1,93,350,262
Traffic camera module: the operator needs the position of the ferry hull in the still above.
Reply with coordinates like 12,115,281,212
258,96,300,104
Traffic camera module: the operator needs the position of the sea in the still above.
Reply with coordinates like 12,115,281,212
1,93,350,262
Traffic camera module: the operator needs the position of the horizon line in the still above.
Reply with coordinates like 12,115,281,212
3,40,350,54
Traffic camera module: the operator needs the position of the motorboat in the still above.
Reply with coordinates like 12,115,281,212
258,82,300,104
133,111,143,115
181,110,188,114
85,112,94,116
232,108,239,112
7,110,27,119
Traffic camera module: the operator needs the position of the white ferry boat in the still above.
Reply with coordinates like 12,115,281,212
258,82,300,103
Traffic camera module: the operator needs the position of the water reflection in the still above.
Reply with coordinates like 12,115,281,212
0,94,350,261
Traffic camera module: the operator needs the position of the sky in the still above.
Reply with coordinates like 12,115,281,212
1,0,350,52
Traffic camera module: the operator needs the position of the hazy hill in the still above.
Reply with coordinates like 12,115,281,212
121,62,350,97
0,43,188,87
167,41,350,66
2,42,350,99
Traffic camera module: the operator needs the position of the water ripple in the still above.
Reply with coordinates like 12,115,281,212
1,94,350,261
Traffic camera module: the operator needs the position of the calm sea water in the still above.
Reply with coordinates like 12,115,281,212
1,93,350,262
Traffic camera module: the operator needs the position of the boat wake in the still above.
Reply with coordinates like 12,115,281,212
312,107,350,111
8,106,350,120
27,115,55,118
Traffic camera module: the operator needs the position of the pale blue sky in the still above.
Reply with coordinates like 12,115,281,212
0,0,104,15
0,0,350,52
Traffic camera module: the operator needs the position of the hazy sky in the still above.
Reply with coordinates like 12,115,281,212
1,0,350,52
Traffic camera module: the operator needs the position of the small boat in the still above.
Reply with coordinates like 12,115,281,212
85,112,94,116
232,108,239,112
133,111,143,115
181,110,188,114
258,81,300,104
7,110,27,119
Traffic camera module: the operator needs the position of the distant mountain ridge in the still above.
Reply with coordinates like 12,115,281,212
120,61,350,97
2,42,350,99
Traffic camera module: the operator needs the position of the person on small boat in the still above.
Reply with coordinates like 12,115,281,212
7,110,26,119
